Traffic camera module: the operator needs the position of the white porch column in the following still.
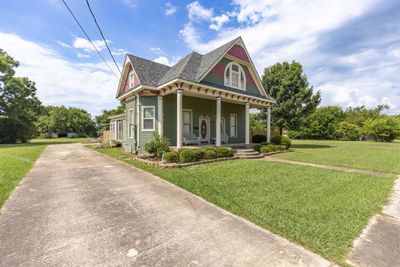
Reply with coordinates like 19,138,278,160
267,106,271,143
245,102,250,145
157,95,163,136
176,89,183,148
216,97,222,146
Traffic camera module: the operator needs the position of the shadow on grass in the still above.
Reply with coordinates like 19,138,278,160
291,144,332,149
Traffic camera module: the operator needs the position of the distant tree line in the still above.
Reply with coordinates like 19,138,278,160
0,48,120,143
255,61,400,142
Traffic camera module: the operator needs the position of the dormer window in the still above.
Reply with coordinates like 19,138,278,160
224,62,246,90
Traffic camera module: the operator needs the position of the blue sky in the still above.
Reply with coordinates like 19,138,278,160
0,0,399,115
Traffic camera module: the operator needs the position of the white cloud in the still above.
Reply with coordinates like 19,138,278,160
57,40,70,48
120,0,137,8
0,32,119,115
111,48,127,56
210,14,230,31
73,37,108,52
165,3,177,16
187,1,213,21
153,56,182,66
77,52,91,58
150,47,165,55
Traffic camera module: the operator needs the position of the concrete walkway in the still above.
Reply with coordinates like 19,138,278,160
263,156,390,177
347,177,400,267
0,144,332,266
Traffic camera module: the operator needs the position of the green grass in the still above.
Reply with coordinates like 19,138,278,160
0,144,46,209
0,138,91,209
30,137,92,144
93,147,396,264
276,139,400,173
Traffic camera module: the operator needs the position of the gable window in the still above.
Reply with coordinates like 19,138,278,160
129,71,136,88
142,106,155,131
128,109,135,138
224,62,246,90
229,113,237,138
183,109,192,134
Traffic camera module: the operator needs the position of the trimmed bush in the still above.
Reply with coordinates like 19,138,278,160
204,149,218,159
203,146,216,151
194,149,205,161
179,149,197,163
278,145,286,151
270,135,291,149
253,144,262,152
215,147,234,158
164,151,178,163
252,134,266,143
260,144,277,153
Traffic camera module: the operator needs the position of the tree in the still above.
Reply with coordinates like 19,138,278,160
261,61,320,134
363,116,400,142
250,113,265,131
301,106,344,139
343,105,388,127
36,106,96,137
95,103,125,130
0,49,42,143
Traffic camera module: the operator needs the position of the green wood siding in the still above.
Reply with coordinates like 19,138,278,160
202,57,262,96
138,96,158,153
163,94,245,146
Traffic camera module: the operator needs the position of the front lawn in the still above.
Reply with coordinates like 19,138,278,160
30,137,92,144
94,147,396,265
0,144,46,209
276,139,400,173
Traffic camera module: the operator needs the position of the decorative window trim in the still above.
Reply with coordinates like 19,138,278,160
229,113,238,138
129,70,136,88
141,106,155,131
224,62,246,90
183,109,193,134
128,109,135,138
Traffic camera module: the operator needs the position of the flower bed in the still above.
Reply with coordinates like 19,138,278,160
135,154,238,168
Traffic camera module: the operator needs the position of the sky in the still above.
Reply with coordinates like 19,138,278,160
0,0,399,116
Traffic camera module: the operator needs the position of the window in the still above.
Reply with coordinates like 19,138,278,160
129,71,136,88
183,109,192,134
142,106,155,131
117,120,123,140
230,114,237,138
224,62,246,90
128,109,134,138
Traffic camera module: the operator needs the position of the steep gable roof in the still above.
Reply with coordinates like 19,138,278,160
118,36,270,99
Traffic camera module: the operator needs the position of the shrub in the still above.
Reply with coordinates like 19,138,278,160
336,121,361,141
287,130,302,139
270,135,291,149
363,117,400,142
179,149,197,163
278,145,286,151
253,144,262,152
260,144,276,153
193,149,205,161
204,149,218,159
203,146,216,151
252,134,266,143
144,133,170,159
164,151,178,163
215,147,234,158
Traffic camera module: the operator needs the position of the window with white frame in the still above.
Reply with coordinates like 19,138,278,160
183,109,192,134
229,113,237,138
142,106,155,131
128,109,134,138
224,62,246,90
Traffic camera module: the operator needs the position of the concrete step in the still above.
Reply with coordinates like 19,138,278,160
234,148,264,159
235,154,264,159
235,149,255,153
234,151,260,156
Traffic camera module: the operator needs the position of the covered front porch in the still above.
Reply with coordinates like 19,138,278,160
157,82,272,148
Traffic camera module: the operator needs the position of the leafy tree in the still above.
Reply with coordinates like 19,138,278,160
250,113,265,130
95,103,125,130
36,106,96,137
363,116,400,142
301,106,344,139
336,121,361,141
0,49,42,143
261,61,320,134
343,105,388,127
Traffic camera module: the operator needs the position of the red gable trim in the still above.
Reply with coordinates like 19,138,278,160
209,61,257,86
227,44,250,62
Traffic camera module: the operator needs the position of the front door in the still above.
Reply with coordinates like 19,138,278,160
199,116,210,143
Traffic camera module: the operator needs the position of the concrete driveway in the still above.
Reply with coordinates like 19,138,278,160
0,144,331,266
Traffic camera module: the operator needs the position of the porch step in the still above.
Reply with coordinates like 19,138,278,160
234,149,264,159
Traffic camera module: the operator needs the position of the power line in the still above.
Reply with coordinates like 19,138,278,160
85,0,122,75
61,0,120,80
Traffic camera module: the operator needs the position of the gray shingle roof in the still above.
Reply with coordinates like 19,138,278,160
122,37,270,100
